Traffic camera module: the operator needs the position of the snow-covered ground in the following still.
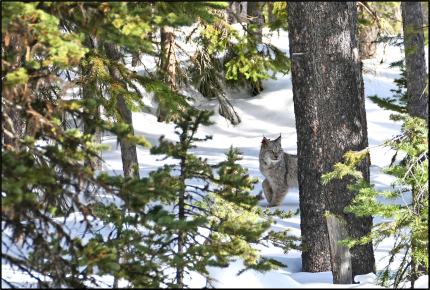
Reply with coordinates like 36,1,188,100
2,27,428,288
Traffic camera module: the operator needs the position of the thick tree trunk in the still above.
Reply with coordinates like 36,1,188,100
157,26,176,123
287,2,375,279
104,42,140,179
82,35,102,171
401,2,428,124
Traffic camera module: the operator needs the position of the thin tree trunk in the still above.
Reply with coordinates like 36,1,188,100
247,2,264,95
3,33,26,151
287,2,375,279
267,2,275,23
247,2,264,42
131,50,141,67
401,2,428,124
104,42,140,179
225,2,247,24
157,26,176,123
176,155,187,288
82,34,102,171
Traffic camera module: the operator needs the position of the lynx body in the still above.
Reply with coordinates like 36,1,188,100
259,135,299,207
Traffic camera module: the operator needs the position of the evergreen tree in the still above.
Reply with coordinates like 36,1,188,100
322,115,428,288
84,108,301,287
2,3,301,287
1,2,195,287
152,2,291,124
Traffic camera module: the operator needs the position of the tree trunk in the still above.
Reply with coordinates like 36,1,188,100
402,4,428,285
247,2,264,42
131,50,141,67
157,26,177,123
225,2,247,24
104,42,140,179
82,34,102,171
287,2,375,279
3,33,26,151
247,2,264,95
401,2,428,124
267,2,275,23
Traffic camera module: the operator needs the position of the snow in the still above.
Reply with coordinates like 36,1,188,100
2,27,429,289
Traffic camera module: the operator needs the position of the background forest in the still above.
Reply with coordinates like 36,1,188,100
2,2,428,288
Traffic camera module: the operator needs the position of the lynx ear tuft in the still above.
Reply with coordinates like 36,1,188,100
274,134,282,144
261,136,268,145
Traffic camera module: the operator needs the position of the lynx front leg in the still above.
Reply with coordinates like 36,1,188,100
262,179,274,206
270,187,288,207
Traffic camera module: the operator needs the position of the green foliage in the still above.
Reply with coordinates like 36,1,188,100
179,7,291,123
86,109,300,287
222,24,291,95
189,19,291,96
2,1,298,287
267,2,289,32
322,115,428,288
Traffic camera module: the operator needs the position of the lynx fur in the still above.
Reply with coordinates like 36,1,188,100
259,135,299,207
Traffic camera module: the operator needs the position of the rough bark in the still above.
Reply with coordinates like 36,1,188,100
82,35,102,171
401,2,428,124
421,2,429,27
157,26,176,123
287,2,375,278
104,42,139,179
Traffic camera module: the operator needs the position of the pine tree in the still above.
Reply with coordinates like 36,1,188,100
88,108,301,287
1,2,190,287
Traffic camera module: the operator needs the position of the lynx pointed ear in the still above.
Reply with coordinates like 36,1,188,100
261,136,268,146
275,134,282,144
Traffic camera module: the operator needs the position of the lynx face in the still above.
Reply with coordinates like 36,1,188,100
261,136,283,164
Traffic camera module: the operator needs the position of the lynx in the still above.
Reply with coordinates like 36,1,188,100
259,135,299,207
